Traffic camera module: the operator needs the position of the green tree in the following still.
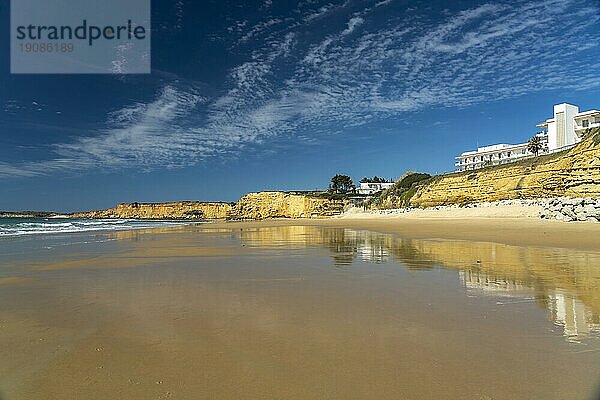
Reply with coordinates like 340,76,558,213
360,176,389,183
330,174,355,194
527,136,543,156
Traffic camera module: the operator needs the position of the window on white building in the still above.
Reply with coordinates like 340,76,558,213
582,119,589,127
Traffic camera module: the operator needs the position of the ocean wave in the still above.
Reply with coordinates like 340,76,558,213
0,219,189,237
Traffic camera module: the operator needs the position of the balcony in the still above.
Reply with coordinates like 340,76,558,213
575,121,600,131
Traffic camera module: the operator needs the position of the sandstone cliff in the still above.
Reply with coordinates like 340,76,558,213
375,129,600,209
71,201,233,220
229,192,347,220
71,131,600,219
71,193,348,220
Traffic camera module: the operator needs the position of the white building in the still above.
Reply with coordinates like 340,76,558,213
357,181,395,195
455,103,600,172
537,103,600,148
455,132,548,172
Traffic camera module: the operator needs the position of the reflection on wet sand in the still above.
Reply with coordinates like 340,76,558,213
1,224,599,400
461,270,600,339
239,226,600,340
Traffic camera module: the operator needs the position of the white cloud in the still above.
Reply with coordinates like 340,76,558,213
2,0,600,178
304,4,339,22
375,0,392,7
341,16,364,36
240,18,283,42
110,43,134,74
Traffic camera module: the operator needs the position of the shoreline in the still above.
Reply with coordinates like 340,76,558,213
3,202,600,251
2,206,600,400
203,214,600,252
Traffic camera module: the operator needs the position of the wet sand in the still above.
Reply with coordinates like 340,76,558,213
1,219,599,399
213,216,600,251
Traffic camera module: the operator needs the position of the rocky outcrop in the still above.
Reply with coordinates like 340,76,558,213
540,198,600,222
366,199,543,215
363,197,600,222
71,201,233,220
70,193,348,220
407,129,600,208
229,192,347,220
0,211,58,218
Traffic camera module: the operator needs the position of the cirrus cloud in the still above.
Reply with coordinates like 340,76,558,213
2,0,599,178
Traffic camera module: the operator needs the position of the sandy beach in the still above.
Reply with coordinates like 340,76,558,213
1,213,599,400
209,206,600,251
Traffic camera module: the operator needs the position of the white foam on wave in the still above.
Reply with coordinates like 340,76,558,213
0,219,189,237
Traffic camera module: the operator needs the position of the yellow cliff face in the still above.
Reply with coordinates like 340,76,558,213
408,129,600,208
71,202,233,220
229,192,347,220
70,193,347,220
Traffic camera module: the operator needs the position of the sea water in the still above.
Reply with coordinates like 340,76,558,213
0,217,189,237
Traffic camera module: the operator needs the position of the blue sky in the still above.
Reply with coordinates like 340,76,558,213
1,0,600,212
